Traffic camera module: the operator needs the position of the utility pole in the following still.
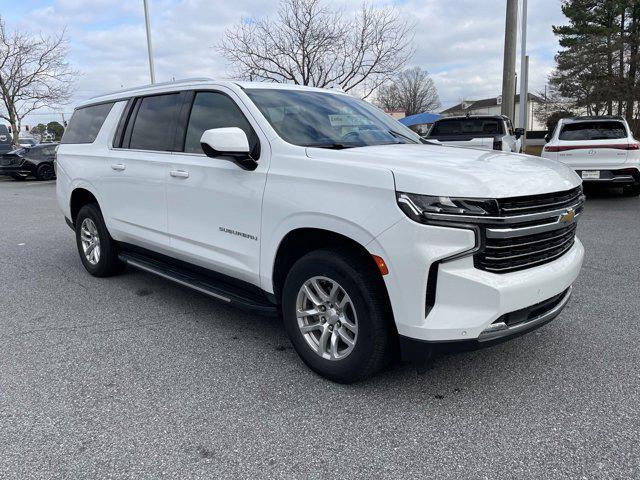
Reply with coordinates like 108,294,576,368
519,0,529,148
143,0,156,84
501,0,518,119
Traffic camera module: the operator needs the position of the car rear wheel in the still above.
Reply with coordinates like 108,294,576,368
36,163,55,181
75,204,124,277
282,248,394,383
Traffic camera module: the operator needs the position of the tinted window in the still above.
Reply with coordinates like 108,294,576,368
129,94,182,151
41,146,57,157
245,88,422,148
61,102,115,144
184,92,259,156
559,121,627,141
430,118,504,136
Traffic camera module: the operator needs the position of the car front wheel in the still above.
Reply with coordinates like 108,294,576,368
282,248,394,383
36,163,56,181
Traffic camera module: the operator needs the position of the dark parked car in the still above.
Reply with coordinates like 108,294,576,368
0,143,57,181
0,124,13,155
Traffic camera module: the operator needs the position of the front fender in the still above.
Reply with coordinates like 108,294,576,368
259,213,385,293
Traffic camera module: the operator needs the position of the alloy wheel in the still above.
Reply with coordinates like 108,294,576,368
295,276,358,361
80,218,101,265
39,164,55,180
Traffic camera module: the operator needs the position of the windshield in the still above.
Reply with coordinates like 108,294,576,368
559,121,627,141
245,88,423,148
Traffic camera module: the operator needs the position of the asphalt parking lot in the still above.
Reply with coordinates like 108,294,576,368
1,178,639,479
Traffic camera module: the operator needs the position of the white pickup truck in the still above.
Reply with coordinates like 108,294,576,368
425,115,524,153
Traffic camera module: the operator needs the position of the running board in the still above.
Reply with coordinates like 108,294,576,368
118,252,278,315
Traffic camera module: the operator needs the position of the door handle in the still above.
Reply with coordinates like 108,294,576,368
111,163,126,171
170,170,189,178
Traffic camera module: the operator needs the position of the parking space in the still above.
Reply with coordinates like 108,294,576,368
1,181,639,479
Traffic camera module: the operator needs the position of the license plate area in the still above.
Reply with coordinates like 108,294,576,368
581,170,600,180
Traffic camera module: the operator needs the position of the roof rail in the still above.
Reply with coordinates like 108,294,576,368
90,77,215,99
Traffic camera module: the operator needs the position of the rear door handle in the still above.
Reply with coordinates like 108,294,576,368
111,163,126,171
170,170,189,178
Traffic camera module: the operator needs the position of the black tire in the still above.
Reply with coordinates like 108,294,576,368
282,248,395,383
36,163,56,181
75,204,124,277
622,185,640,197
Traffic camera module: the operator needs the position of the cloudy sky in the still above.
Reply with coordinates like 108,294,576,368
3,0,567,128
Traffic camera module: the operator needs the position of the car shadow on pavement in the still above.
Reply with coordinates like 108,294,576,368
118,267,558,394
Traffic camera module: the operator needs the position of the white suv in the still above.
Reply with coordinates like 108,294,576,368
542,116,640,196
56,79,585,383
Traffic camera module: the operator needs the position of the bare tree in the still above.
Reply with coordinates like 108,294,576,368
219,0,414,98
533,84,576,129
376,67,441,116
0,17,75,145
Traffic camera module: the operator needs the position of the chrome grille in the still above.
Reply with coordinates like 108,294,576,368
475,187,584,274
498,186,583,216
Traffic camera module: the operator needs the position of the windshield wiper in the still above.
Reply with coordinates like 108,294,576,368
387,130,420,144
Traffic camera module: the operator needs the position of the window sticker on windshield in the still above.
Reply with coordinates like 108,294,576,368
328,114,370,127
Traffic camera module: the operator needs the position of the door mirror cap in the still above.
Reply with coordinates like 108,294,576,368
200,127,257,170
514,128,525,139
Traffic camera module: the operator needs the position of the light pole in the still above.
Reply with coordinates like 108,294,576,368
143,0,156,84
501,0,518,118
519,0,529,148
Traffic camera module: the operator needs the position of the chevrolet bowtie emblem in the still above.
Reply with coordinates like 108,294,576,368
560,209,576,224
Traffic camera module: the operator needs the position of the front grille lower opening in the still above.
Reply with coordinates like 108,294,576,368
492,289,569,327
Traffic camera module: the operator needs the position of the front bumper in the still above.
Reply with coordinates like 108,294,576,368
369,216,584,348
399,287,572,361
0,165,30,176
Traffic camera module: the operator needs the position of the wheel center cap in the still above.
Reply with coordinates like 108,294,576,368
327,308,340,325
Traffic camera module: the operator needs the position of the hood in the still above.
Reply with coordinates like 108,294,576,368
306,144,581,198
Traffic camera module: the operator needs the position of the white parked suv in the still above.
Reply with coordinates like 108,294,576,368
56,79,585,383
542,116,640,196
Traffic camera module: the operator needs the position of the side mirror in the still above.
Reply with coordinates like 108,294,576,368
514,128,525,139
200,127,257,171
544,133,551,143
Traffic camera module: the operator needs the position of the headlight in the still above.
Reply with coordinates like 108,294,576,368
397,192,499,224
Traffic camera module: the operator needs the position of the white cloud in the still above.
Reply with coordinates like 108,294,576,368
14,0,566,127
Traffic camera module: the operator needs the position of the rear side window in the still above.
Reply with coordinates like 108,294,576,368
430,118,504,136
129,93,182,151
61,102,114,144
184,91,259,156
559,121,627,141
